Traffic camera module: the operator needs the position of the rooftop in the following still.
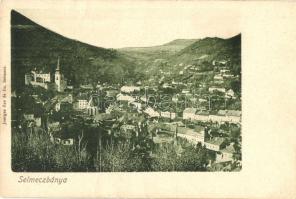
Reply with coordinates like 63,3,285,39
205,137,225,146
221,143,236,154
196,110,210,116
177,126,204,137
183,108,197,114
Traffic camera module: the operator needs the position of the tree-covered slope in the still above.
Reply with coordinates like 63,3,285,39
170,34,241,75
11,10,138,91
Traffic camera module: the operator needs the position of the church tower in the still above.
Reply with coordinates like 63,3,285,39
55,57,63,92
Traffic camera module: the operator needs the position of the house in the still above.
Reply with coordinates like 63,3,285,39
214,74,223,80
209,111,227,123
204,137,225,152
183,108,197,120
61,94,73,104
129,101,142,112
93,113,115,123
23,113,41,127
220,69,230,74
152,134,174,146
76,99,88,110
120,86,140,93
34,117,42,127
223,73,234,78
61,138,74,146
80,84,93,89
144,107,160,118
225,89,235,98
106,89,119,98
182,89,190,94
105,104,121,114
48,121,60,131
25,73,33,85
23,113,34,121
116,93,136,102
121,124,136,132
86,95,100,116
172,95,179,102
162,83,172,89
160,111,176,120
66,85,74,90
50,134,74,146
209,87,226,93
54,102,61,112
216,143,236,162
177,126,205,145
194,110,210,122
198,98,207,103
55,101,72,112
226,110,241,123
209,110,241,124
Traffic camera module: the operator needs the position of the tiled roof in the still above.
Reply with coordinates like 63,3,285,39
221,143,236,154
177,126,204,137
183,108,197,114
226,110,241,117
205,137,225,146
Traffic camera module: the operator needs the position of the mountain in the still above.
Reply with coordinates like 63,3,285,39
11,10,138,91
170,34,241,74
118,39,198,61
121,34,241,78
175,35,240,62
11,10,241,92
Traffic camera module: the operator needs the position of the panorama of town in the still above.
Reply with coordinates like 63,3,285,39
12,56,241,172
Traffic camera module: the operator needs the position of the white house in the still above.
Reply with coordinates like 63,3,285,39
225,89,235,98
183,108,197,120
116,93,136,102
194,111,210,122
216,143,236,162
23,113,41,127
86,95,99,116
204,137,225,152
209,110,241,124
177,126,205,145
129,101,142,111
214,74,223,80
77,99,88,109
120,86,140,93
23,113,34,121
209,87,226,93
144,107,160,118
223,74,234,78
34,117,42,127
61,138,74,146
226,110,241,123
160,111,176,120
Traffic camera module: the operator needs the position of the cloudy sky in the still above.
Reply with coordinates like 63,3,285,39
17,1,241,49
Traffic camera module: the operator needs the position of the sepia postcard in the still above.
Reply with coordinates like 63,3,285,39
0,0,296,198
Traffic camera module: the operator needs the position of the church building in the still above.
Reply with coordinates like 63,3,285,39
55,58,67,92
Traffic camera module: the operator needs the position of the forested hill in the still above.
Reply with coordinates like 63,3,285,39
11,10,139,91
170,34,241,75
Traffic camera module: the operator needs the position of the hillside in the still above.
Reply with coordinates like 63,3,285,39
11,10,241,91
119,39,198,61
170,34,241,74
128,34,241,79
11,10,139,91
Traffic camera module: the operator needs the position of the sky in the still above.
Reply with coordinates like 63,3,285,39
17,1,241,49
